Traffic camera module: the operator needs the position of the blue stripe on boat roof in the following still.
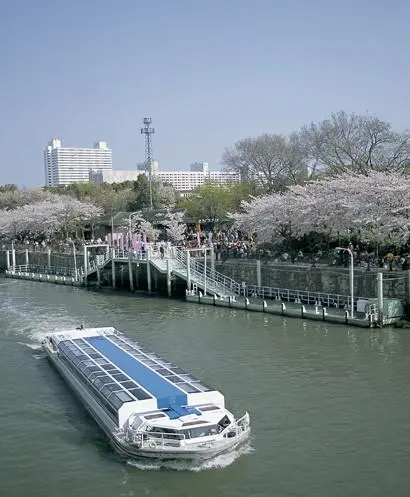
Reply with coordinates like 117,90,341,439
86,336,187,409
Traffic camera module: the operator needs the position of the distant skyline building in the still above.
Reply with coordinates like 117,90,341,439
44,138,112,186
89,161,240,195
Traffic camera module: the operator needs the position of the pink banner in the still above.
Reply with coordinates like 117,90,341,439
197,232,201,248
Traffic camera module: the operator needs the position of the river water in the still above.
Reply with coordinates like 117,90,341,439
1,278,410,497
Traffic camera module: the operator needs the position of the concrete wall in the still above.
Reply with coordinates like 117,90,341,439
215,260,409,301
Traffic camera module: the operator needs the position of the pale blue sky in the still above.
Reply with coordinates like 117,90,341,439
1,0,409,186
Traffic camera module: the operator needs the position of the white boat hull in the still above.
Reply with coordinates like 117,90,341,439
44,346,250,461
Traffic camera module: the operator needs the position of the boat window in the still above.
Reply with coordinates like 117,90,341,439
170,367,185,375
144,413,166,420
162,375,179,382
84,366,100,377
139,359,157,367
81,360,95,368
178,383,200,393
218,415,231,429
121,381,138,390
180,374,196,382
94,358,109,365
183,425,218,439
89,371,104,382
192,382,212,392
94,378,106,390
101,364,116,371
82,348,95,354
199,406,220,412
150,364,163,370
108,394,123,409
78,362,89,372
72,339,83,344
110,373,129,382
116,391,133,402
128,388,151,400
101,384,118,397
155,368,170,376
182,420,208,427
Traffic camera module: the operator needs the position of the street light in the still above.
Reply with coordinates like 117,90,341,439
336,246,354,318
67,239,77,280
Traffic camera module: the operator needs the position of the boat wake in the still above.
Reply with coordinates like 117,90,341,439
126,443,254,472
17,341,42,351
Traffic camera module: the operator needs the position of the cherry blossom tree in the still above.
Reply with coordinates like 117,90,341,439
164,210,186,243
232,171,410,246
0,196,102,241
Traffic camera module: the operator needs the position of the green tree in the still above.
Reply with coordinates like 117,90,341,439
179,183,236,224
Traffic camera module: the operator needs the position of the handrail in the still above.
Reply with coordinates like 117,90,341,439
174,247,240,296
132,430,185,448
9,264,79,279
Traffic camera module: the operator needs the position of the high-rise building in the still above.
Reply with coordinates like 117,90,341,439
89,160,240,195
44,138,112,186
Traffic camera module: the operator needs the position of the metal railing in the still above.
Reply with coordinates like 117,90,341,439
9,264,78,278
174,247,239,296
113,249,147,261
241,284,370,311
131,431,185,448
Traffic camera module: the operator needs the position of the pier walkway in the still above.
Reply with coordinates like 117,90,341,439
4,244,393,328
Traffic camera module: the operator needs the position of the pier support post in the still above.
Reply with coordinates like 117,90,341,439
96,266,101,288
406,269,410,303
134,264,139,290
83,246,88,287
25,249,29,266
377,272,384,327
147,246,152,292
256,260,262,288
12,248,16,269
6,250,10,270
166,259,172,297
186,250,191,291
128,253,134,292
47,248,51,269
210,247,215,276
111,248,116,289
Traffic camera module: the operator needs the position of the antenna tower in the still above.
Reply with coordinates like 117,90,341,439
140,117,155,209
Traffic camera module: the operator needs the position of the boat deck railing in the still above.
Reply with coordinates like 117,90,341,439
131,431,185,448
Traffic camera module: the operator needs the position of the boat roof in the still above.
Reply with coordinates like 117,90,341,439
51,327,224,424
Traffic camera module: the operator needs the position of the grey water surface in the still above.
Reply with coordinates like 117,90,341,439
0,278,409,497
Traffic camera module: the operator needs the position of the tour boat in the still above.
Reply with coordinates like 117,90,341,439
42,327,250,460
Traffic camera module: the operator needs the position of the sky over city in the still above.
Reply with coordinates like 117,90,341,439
0,0,409,186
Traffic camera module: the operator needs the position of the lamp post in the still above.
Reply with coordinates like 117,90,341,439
336,246,354,318
67,238,77,279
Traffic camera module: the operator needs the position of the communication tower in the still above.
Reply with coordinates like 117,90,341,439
140,117,155,209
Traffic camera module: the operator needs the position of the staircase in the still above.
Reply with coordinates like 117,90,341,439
80,245,240,297
150,247,239,298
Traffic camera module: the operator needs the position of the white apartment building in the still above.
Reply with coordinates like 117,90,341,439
89,161,240,195
44,138,112,186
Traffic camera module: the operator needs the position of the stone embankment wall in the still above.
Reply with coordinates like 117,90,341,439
1,250,409,302
215,260,409,301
